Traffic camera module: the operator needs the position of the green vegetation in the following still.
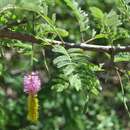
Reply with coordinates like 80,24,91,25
0,0,130,129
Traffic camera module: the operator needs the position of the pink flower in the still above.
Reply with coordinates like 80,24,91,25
24,71,41,94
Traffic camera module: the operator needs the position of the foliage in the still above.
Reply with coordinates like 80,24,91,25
64,0,89,33
0,0,130,130
52,45,100,94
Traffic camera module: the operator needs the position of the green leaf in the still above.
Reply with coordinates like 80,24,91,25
89,7,104,20
69,74,82,91
53,55,70,65
13,42,32,49
95,34,108,39
42,24,69,37
57,62,73,68
63,65,75,76
68,48,84,53
91,87,99,95
52,83,68,92
56,28,69,37
52,45,69,56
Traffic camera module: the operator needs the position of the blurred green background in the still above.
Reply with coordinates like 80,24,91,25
1,0,130,130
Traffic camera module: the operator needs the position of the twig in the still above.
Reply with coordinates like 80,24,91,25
83,37,96,44
116,67,130,117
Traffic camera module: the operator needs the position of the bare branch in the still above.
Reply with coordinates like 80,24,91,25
46,39,130,53
0,29,130,53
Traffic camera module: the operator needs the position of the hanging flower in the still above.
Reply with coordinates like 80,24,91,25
24,71,41,122
24,71,41,94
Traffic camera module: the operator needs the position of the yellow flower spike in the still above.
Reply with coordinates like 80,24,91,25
27,94,39,123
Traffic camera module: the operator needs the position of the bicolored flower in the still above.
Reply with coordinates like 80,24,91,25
24,71,41,94
24,71,41,122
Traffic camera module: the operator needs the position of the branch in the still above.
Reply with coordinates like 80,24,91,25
0,29,39,43
1,29,130,53
45,39,130,53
